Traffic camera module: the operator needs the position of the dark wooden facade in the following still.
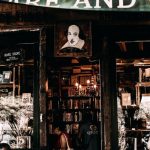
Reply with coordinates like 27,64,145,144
0,2,150,150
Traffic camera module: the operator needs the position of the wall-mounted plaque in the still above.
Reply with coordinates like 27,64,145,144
121,93,131,106
2,71,12,83
22,93,31,104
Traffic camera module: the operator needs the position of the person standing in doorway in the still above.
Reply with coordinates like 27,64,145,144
77,111,100,150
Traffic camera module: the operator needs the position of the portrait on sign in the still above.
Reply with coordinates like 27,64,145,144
55,22,92,57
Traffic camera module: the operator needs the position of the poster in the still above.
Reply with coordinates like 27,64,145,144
54,22,92,57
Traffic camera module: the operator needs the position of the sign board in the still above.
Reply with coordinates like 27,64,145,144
2,0,150,11
121,92,131,106
1,49,24,65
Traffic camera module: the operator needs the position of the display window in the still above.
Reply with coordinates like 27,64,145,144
116,50,150,149
0,30,39,149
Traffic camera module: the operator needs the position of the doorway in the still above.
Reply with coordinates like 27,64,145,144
46,57,102,150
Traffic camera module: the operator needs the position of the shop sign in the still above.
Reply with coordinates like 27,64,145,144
1,49,24,65
2,0,150,11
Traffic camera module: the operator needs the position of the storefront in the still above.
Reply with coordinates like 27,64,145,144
0,1,150,150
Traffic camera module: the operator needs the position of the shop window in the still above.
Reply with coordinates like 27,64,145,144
116,58,150,150
0,31,37,149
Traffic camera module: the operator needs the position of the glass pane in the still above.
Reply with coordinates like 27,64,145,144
116,58,150,150
0,32,36,149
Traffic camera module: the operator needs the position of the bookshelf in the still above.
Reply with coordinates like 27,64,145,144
47,96,101,134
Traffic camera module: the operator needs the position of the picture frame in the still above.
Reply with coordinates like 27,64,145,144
0,74,3,83
2,71,12,83
54,21,92,57
22,93,32,104
71,75,78,86
121,92,131,106
79,75,91,85
17,136,31,149
141,94,150,106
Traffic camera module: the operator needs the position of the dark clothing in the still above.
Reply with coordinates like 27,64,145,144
79,122,99,150
0,143,11,150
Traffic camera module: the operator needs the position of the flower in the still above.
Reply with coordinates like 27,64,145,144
134,104,150,120
0,95,33,147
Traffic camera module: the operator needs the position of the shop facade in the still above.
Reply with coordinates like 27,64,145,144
0,1,150,150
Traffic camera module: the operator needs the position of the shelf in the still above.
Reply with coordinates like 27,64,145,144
126,129,150,132
136,82,150,87
0,82,14,88
122,105,139,109
48,108,100,111
47,96,100,99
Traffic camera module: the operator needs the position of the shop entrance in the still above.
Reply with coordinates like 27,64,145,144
46,57,102,150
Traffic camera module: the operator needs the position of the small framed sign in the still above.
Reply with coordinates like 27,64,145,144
55,21,92,57
121,93,131,106
2,71,12,83
141,94,150,106
22,93,31,104
17,136,31,149
1,48,24,65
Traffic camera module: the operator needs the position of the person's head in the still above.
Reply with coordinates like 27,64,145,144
67,25,80,46
53,122,66,135
82,111,92,123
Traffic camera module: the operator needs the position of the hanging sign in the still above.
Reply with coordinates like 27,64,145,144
2,0,150,11
1,49,24,65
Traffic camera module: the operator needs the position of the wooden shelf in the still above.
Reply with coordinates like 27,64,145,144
47,96,100,99
136,82,150,87
136,82,150,105
126,129,150,132
122,105,139,109
0,82,14,88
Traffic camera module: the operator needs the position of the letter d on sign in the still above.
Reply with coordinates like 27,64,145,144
117,0,136,8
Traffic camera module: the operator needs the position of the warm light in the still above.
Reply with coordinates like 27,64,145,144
87,80,90,84
94,84,97,89
75,82,79,87
79,84,82,89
